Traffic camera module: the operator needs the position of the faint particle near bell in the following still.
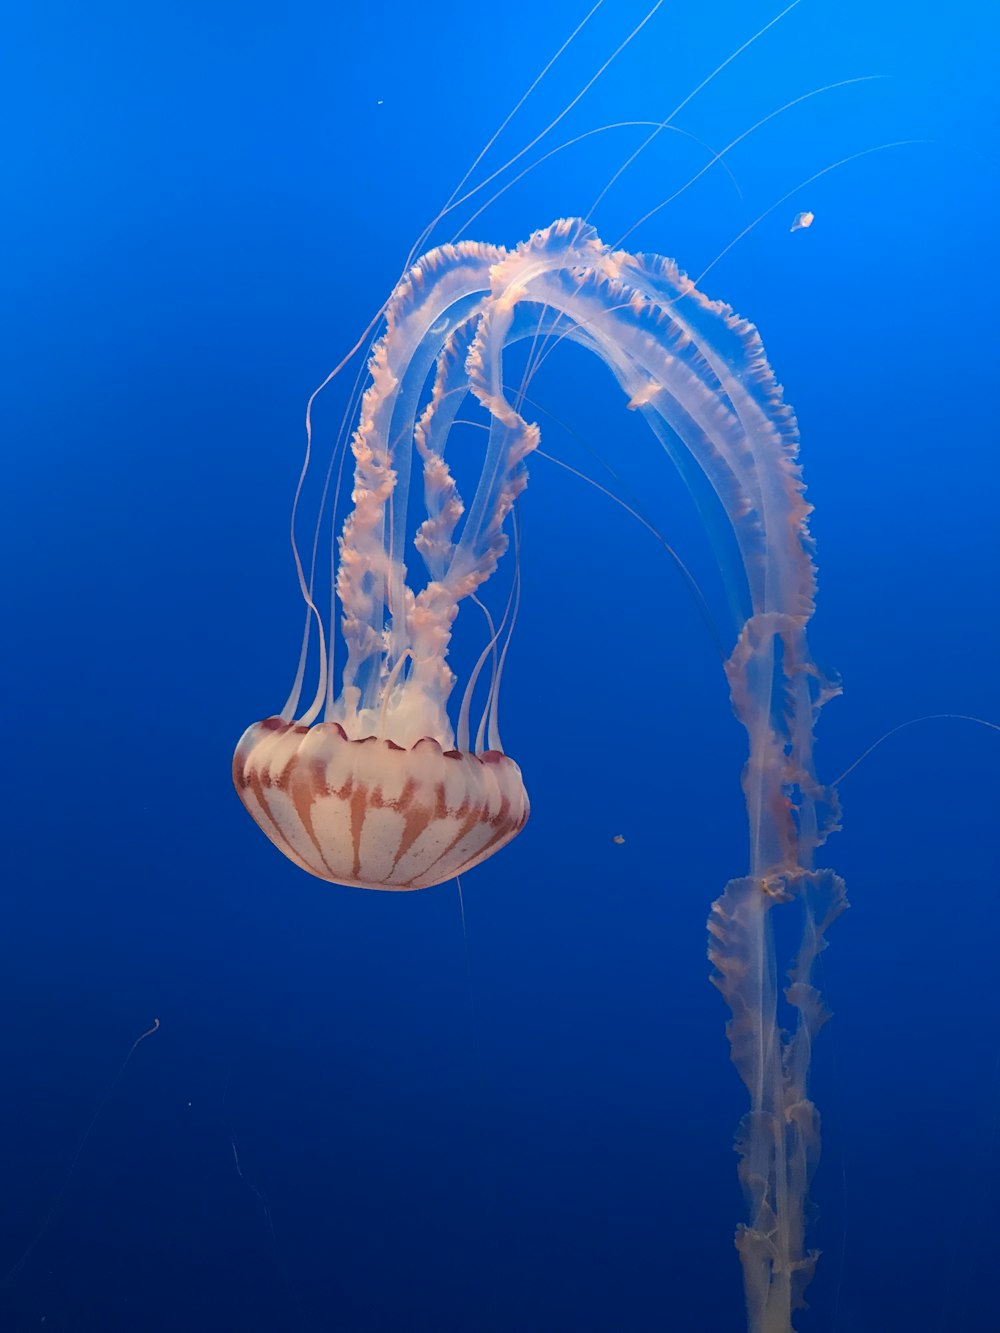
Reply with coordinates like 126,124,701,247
790,210,814,233
612,833,625,845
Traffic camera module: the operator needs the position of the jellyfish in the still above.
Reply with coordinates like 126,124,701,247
790,209,815,232
234,217,844,1332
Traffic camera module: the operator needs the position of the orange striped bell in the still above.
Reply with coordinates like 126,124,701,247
233,717,529,891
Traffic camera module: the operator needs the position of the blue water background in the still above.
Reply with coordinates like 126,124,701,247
3,1,999,1329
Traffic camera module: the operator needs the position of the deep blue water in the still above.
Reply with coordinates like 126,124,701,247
3,2,999,1330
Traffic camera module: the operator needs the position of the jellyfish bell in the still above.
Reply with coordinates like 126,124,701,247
232,717,528,891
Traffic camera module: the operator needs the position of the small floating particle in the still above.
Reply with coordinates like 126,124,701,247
612,833,625,845
790,210,814,233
